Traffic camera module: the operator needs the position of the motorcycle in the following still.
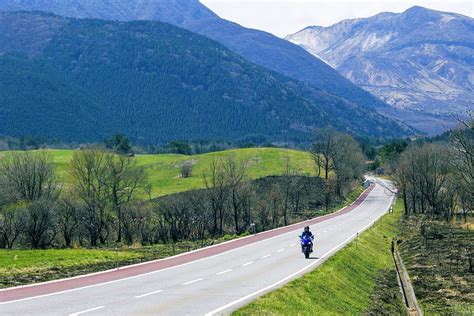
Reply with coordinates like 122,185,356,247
299,235,313,259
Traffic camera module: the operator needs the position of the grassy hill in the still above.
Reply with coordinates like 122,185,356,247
0,148,315,197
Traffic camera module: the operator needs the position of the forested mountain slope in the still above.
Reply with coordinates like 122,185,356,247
0,12,408,143
0,0,393,116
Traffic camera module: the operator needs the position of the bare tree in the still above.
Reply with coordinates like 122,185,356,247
57,196,80,247
203,158,228,236
394,153,413,214
310,128,365,209
0,207,26,249
289,177,305,216
331,134,365,197
417,144,450,215
69,148,110,246
256,199,271,232
223,156,249,234
310,128,338,179
186,191,212,243
107,154,147,243
280,157,304,225
269,185,280,228
450,114,474,220
397,145,423,213
396,144,450,216
155,194,193,242
0,151,60,248
0,151,59,202
310,128,339,211
25,200,57,249
0,177,24,249
122,201,150,245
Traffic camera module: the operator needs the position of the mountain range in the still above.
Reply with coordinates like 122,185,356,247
0,0,393,120
287,6,474,134
0,11,407,143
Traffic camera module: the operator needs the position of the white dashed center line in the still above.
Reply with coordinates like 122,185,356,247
217,269,232,275
290,243,296,247
69,306,105,316
277,248,285,252
135,289,164,299
242,261,254,267
182,278,203,285
261,254,271,259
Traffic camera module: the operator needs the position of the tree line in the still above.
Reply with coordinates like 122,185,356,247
0,129,366,249
310,128,365,210
394,117,473,220
152,128,366,245
0,149,149,249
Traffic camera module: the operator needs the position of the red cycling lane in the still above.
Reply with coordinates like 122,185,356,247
0,184,376,303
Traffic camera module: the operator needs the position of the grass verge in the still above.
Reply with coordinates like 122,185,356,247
234,200,405,315
398,214,474,314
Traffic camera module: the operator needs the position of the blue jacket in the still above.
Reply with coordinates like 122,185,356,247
301,231,313,239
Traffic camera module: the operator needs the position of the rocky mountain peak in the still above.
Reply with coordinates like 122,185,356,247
286,6,474,134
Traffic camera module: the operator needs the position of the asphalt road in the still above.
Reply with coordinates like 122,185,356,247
0,179,396,315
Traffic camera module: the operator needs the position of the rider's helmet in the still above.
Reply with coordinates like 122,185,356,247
304,226,310,232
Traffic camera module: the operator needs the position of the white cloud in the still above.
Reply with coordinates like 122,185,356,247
200,0,473,37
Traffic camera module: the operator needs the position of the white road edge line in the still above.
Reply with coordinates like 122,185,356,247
134,289,164,299
69,306,105,316
242,261,254,267
0,185,380,306
261,254,271,259
217,269,232,275
182,278,203,285
204,192,395,316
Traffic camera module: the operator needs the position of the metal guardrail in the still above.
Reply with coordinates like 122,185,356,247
391,239,423,316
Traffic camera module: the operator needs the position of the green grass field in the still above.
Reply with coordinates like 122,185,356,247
234,200,405,315
0,248,143,287
0,148,315,197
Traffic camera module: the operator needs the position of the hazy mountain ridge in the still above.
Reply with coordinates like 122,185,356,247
287,6,474,134
0,12,408,143
0,0,218,24
0,0,392,114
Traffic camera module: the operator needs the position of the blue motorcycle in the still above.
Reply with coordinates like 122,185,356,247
299,235,314,259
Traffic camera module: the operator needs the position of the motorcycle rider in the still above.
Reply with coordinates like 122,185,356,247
301,226,314,252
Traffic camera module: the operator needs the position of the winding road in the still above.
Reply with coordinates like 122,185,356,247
0,179,396,315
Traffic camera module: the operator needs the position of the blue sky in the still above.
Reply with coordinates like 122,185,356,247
201,0,473,37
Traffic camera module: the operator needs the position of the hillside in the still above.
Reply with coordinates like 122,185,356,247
0,12,408,143
287,6,474,134
0,147,315,197
0,0,396,121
